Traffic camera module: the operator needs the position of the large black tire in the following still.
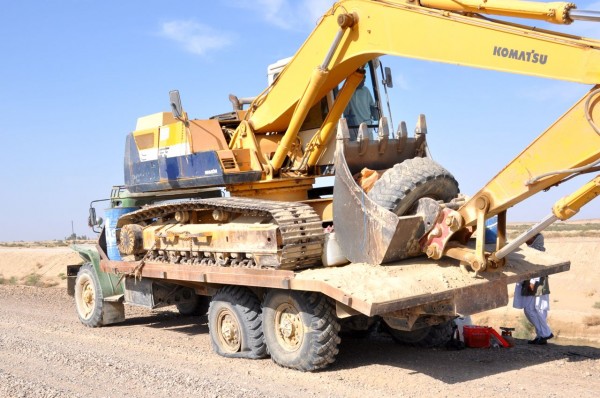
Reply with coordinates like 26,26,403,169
208,286,267,359
385,320,454,348
368,157,459,216
74,263,104,328
176,292,210,316
262,290,341,371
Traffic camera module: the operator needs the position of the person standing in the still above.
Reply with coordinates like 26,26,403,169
344,76,378,140
513,233,554,345
345,77,377,126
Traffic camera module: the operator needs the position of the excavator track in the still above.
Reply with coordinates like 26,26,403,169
117,197,325,270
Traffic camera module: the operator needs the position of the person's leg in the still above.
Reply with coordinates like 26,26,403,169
535,307,552,339
522,296,542,341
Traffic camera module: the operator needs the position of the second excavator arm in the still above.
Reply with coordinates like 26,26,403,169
231,0,600,270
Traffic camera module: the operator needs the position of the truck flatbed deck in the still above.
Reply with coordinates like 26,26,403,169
100,244,568,317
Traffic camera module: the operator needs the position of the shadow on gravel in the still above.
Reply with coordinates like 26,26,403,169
118,310,209,336
332,333,600,383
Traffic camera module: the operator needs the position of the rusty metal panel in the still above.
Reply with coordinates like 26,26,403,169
453,277,508,315
100,260,296,290
124,277,155,308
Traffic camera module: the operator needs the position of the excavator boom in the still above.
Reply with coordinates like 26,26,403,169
234,0,600,270
247,0,600,135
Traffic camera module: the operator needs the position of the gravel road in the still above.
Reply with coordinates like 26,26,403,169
1,284,599,398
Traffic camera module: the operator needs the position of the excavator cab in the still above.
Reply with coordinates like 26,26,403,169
295,58,399,174
288,58,462,265
341,60,382,138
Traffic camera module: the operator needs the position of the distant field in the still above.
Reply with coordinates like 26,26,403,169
507,219,600,238
0,240,95,248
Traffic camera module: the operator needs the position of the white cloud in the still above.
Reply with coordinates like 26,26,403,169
160,20,233,56
231,0,334,31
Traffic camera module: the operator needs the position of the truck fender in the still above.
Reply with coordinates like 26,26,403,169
68,244,125,325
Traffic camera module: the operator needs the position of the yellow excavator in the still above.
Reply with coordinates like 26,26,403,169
72,0,600,371
116,0,600,273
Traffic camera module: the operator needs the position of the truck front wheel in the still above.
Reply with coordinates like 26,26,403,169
74,263,104,327
262,290,340,371
208,286,267,359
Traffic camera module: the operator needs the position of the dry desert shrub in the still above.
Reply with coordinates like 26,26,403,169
514,314,535,338
583,315,600,327
23,273,42,287
20,273,58,288
0,275,17,285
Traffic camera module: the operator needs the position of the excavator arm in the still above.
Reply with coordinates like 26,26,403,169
233,0,600,269
246,0,600,136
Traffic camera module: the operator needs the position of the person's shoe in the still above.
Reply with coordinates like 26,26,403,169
528,337,541,344
545,333,554,340
535,338,548,345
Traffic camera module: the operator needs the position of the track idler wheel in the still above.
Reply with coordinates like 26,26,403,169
118,224,144,255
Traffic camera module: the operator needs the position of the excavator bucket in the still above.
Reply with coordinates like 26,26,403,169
332,121,436,264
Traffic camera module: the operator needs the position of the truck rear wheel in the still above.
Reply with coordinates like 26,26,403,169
262,290,340,371
176,293,210,316
208,286,267,359
385,320,454,348
368,157,459,216
74,263,104,328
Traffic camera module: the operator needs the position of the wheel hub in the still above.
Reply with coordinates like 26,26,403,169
217,311,241,353
275,304,303,351
78,278,95,319
280,314,296,338
83,284,94,305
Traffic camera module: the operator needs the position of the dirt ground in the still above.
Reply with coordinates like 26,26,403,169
1,238,600,397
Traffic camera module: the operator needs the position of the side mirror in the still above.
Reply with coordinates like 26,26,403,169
384,67,393,88
88,207,103,232
88,207,98,227
169,90,184,119
88,207,103,233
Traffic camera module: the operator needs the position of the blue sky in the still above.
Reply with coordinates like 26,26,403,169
2,0,600,241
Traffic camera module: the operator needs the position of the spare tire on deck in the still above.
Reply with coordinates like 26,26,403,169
368,157,459,216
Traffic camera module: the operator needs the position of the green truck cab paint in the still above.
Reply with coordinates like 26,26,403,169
68,243,124,298
68,242,126,326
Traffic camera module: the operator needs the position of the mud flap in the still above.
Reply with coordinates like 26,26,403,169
102,301,126,325
333,133,430,264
